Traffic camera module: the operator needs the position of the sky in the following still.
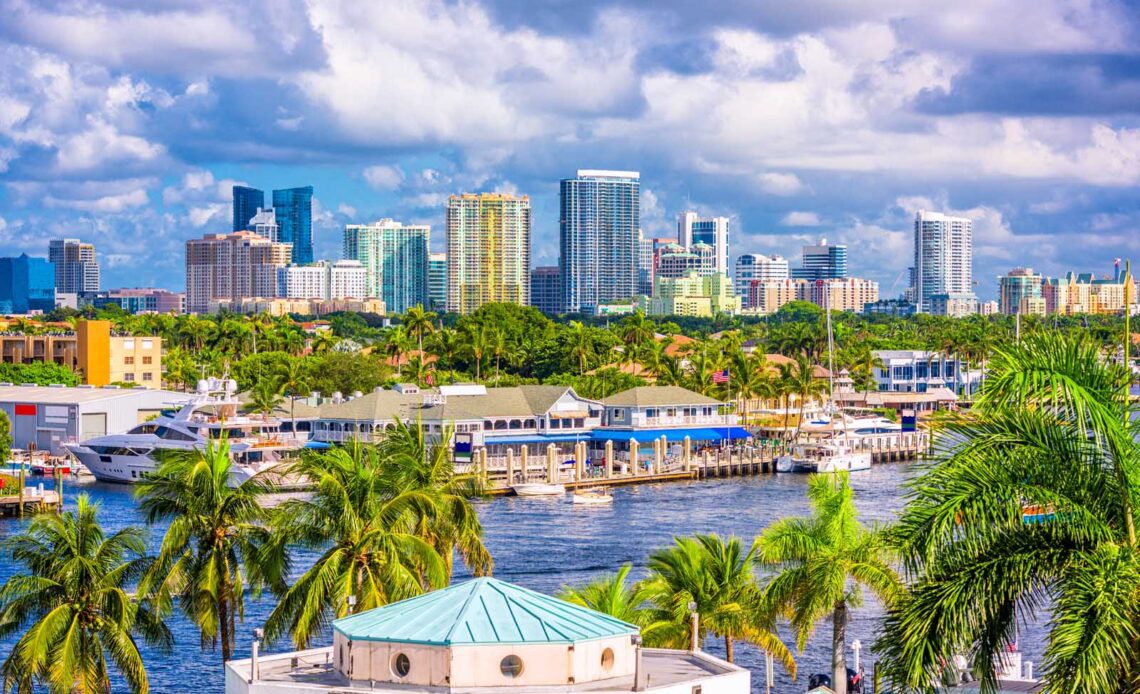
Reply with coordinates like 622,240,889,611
0,0,1138,300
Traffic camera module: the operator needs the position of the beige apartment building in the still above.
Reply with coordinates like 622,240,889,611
0,320,162,388
186,231,292,314
445,193,531,314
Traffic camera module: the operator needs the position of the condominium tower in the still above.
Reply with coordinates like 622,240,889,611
272,186,314,264
185,232,292,314
48,238,100,293
677,212,729,275
343,220,430,314
530,266,562,315
446,194,531,314
913,211,973,313
560,170,639,313
428,253,447,312
792,239,847,280
998,267,1045,315
232,186,264,232
734,254,789,306
277,260,368,301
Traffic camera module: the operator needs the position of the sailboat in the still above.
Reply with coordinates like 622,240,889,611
776,292,872,474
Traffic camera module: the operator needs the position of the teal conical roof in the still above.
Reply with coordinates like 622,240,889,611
332,577,639,646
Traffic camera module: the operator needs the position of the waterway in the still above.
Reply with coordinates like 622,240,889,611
0,464,1046,693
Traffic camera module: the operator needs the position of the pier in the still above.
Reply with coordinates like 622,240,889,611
0,468,66,517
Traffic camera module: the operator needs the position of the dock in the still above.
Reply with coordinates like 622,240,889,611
0,468,67,517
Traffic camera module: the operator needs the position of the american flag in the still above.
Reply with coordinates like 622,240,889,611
712,369,730,384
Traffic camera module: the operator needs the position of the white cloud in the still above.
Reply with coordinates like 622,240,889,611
363,164,404,190
756,172,807,196
781,211,821,226
45,187,149,213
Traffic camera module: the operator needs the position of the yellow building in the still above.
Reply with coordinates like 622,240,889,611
641,272,741,317
446,193,531,314
77,320,163,388
1043,270,1137,315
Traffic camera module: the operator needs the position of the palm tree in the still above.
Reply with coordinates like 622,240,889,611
0,495,172,693
402,304,437,356
247,379,283,433
757,473,901,694
567,321,596,376
642,534,794,673
276,359,310,438
135,439,277,664
462,322,491,381
557,564,652,629
619,310,656,357
877,333,1140,693
310,329,340,354
264,441,449,649
789,354,829,440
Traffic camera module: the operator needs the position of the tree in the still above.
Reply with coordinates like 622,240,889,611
567,321,597,376
276,358,310,437
402,304,437,356
0,495,171,693
642,534,794,674
618,310,657,358
757,473,901,694
264,441,448,649
0,409,11,465
877,333,1140,693
557,564,652,629
789,354,829,440
135,440,277,664
247,379,283,433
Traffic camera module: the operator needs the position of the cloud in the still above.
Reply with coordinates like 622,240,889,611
756,172,807,196
781,211,821,226
362,164,404,190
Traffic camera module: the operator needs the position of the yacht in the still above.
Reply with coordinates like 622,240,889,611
65,378,305,485
776,442,872,473
511,482,566,497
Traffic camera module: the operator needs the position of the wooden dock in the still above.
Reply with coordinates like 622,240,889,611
0,469,66,517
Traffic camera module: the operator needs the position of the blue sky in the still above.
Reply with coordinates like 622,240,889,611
0,0,1138,300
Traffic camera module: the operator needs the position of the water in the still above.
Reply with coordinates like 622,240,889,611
0,466,1045,693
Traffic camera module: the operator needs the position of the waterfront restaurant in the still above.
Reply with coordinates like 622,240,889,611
224,577,750,694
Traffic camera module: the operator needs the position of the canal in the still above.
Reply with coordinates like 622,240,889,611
0,464,1046,692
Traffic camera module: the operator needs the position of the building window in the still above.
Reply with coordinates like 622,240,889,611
124,373,135,381
142,340,153,349
142,356,152,365
142,373,153,381
499,655,523,679
123,356,134,365
392,653,411,679
600,648,614,672
123,340,135,349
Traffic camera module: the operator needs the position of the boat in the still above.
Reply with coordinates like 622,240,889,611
776,442,872,473
64,377,305,485
511,483,566,497
30,460,72,476
572,488,614,505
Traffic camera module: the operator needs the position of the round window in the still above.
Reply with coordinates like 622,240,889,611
500,655,524,679
600,647,615,672
392,653,411,678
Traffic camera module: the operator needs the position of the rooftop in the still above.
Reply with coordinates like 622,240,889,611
333,577,638,646
0,384,181,405
601,386,721,408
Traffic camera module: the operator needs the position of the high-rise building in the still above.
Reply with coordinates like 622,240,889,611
637,231,654,296
560,170,639,313
343,219,430,315
428,253,447,312
998,267,1044,315
744,277,878,315
0,254,55,313
95,288,185,314
734,254,789,306
446,193,531,314
642,271,741,317
677,212,729,275
272,186,314,264
185,232,292,314
1042,266,1138,315
792,239,847,281
530,266,562,315
247,207,279,242
277,260,367,301
232,186,265,232
48,239,100,294
912,211,974,313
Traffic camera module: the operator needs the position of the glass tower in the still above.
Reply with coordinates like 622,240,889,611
559,170,640,313
0,254,55,313
343,219,430,315
232,186,265,232
272,186,314,264
792,239,848,280
428,253,447,312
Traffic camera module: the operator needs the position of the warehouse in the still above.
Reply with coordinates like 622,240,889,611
0,384,184,455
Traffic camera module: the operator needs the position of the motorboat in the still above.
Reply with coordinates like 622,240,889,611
64,377,305,485
511,482,566,497
572,488,614,505
776,441,872,474
30,459,72,476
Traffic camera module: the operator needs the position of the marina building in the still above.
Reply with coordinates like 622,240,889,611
232,185,265,232
0,320,162,388
224,576,748,694
872,350,981,396
792,239,847,280
48,238,100,294
272,186,315,264
0,254,55,314
277,260,368,301
185,231,292,314
529,266,562,315
912,210,974,313
999,267,1044,315
446,193,531,314
677,212,729,275
560,170,640,313
343,219,430,314
428,253,447,311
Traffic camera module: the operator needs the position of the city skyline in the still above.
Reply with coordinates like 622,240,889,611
0,1,1137,299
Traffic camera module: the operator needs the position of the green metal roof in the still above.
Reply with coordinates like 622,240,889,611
332,577,639,646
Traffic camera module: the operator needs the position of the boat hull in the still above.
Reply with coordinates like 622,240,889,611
512,483,566,497
776,452,872,474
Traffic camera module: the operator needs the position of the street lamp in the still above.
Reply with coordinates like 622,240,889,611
687,601,699,652
251,627,264,682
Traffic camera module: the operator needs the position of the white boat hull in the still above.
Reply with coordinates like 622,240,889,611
512,483,566,497
776,451,872,474
572,492,613,505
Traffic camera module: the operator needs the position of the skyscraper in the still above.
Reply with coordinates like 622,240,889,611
912,211,973,313
677,212,729,275
277,260,367,301
247,207,279,242
185,232,292,314
530,266,562,315
428,253,447,312
343,219,430,315
446,193,531,314
272,186,314,264
48,238,100,293
0,254,55,313
791,239,847,280
734,254,789,305
999,267,1044,315
232,186,264,232
560,170,640,313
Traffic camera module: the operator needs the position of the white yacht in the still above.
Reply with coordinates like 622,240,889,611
65,378,304,485
776,442,872,473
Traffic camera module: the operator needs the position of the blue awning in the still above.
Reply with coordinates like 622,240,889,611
591,427,752,443
303,440,332,449
483,433,588,446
